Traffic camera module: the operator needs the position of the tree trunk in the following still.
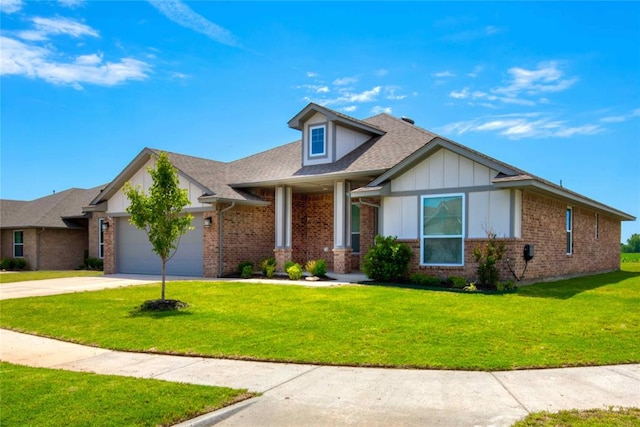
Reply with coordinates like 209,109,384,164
161,258,166,301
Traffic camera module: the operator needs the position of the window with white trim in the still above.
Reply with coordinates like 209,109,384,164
98,218,105,259
13,230,24,258
595,213,599,240
309,125,326,157
351,204,360,253
566,207,573,255
421,194,465,266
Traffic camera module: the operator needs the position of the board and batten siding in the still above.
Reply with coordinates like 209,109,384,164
335,125,370,160
381,148,522,239
106,158,208,214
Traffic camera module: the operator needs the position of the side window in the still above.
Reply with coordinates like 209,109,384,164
421,194,465,266
98,218,105,259
566,207,573,255
351,204,360,253
13,230,24,257
594,213,599,240
309,125,326,157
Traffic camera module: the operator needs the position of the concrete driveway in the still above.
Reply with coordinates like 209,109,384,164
1,276,639,426
0,274,196,300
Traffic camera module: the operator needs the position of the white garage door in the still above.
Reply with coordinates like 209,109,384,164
116,216,203,276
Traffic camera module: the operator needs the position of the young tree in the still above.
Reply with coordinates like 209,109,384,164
123,152,193,302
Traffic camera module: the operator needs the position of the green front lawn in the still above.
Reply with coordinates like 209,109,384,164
1,264,638,370
0,362,251,427
0,270,103,284
513,407,640,426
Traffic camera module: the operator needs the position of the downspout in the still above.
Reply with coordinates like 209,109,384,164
218,202,236,277
357,198,380,209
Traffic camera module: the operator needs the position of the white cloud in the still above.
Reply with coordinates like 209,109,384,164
1,36,150,89
600,108,640,123
17,16,99,41
342,105,357,112
438,113,604,140
316,86,329,93
450,87,469,99
385,86,406,100
371,106,392,115
333,76,358,86
493,61,577,97
58,0,86,8
449,61,576,107
0,0,23,14
147,0,237,46
434,70,456,78
306,71,318,78
171,71,190,79
467,65,483,78
375,69,388,77
75,53,102,65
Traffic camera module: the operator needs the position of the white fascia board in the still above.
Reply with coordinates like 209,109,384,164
494,179,636,221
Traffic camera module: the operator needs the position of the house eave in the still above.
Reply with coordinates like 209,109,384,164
197,195,271,207
288,103,385,136
232,170,385,189
494,178,636,221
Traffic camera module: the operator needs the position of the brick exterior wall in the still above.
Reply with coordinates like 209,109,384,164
204,189,277,277
352,201,378,271
0,227,87,270
404,190,622,283
292,193,334,269
102,217,116,275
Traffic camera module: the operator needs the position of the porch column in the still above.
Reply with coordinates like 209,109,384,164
274,185,292,271
333,180,352,273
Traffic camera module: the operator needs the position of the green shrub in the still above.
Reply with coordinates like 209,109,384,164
1,258,14,270
305,259,327,277
286,263,303,280
463,282,477,292
86,257,103,270
237,260,253,275
241,264,254,279
362,235,413,282
283,260,296,272
447,276,468,289
265,265,276,278
472,234,506,289
1,258,27,271
409,273,442,287
260,257,277,275
496,280,516,292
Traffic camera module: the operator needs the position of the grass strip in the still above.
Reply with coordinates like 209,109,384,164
1,264,638,370
0,270,103,284
512,407,640,426
0,362,251,427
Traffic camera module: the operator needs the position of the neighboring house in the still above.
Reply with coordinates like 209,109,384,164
0,187,103,270
86,103,635,282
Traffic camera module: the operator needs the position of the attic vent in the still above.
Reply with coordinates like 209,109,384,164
401,116,415,125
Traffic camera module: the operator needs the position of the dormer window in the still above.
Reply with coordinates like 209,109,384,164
309,125,326,157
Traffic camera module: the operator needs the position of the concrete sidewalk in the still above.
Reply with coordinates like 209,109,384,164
2,329,638,427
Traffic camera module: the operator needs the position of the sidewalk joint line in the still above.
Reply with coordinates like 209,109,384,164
490,372,531,414
262,365,322,393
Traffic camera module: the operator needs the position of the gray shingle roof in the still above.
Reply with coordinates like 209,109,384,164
1,186,104,229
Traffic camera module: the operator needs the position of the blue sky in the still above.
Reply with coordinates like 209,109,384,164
1,1,638,241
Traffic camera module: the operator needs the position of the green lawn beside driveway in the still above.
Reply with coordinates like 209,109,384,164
1,264,638,370
0,362,251,427
0,270,103,284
